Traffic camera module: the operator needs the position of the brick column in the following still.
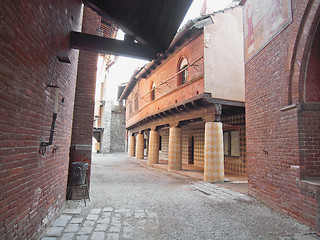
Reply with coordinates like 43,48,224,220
68,6,101,199
168,127,182,170
136,133,144,159
148,130,159,165
204,122,224,182
128,135,136,157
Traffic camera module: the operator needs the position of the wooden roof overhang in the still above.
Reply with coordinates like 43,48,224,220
127,93,245,132
70,0,193,60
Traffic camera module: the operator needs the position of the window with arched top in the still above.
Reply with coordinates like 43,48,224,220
151,81,155,101
178,57,188,85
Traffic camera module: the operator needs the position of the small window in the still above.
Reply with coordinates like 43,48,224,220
223,130,240,157
128,102,132,115
151,81,155,101
178,57,188,85
134,93,138,111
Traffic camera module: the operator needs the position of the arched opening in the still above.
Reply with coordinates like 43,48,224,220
178,57,188,86
305,22,320,102
150,81,156,101
300,18,320,179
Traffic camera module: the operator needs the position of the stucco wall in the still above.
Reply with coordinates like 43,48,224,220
204,6,245,102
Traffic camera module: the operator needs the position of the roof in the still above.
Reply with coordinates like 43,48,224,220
117,2,242,101
117,13,215,102
82,0,193,56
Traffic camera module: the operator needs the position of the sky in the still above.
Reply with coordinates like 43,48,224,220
98,0,233,103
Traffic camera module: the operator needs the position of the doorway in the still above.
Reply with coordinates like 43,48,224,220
188,136,194,164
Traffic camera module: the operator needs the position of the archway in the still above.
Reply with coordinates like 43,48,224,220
300,17,320,179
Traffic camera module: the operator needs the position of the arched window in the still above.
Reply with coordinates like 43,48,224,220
151,81,155,101
178,57,188,85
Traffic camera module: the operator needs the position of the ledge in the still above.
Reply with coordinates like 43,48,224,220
280,103,298,112
297,179,320,196
280,102,320,112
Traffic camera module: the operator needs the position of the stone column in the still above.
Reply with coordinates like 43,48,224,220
148,130,159,165
204,122,224,182
168,127,182,170
128,135,136,157
136,133,144,159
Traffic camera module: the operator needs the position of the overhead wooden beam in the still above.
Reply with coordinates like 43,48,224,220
70,31,157,60
82,0,192,53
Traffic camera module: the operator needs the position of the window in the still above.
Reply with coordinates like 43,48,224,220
151,81,155,101
223,130,240,157
128,102,132,115
134,93,138,111
178,57,188,85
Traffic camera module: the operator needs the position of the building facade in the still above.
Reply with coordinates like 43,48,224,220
119,5,246,181
241,0,320,231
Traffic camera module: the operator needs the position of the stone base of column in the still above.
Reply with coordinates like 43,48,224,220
204,122,224,182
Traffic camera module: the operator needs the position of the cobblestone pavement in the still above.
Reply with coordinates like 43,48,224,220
40,153,319,240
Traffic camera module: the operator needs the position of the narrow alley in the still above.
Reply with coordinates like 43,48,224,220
40,153,316,240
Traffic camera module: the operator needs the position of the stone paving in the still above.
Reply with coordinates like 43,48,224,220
40,153,319,240
190,182,251,203
41,207,160,240
42,182,253,240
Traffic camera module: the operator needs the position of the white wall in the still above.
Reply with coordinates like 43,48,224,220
204,6,245,102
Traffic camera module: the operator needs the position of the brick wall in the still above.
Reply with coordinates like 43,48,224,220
244,0,320,229
125,31,204,127
69,6,101,192
0,0,83,238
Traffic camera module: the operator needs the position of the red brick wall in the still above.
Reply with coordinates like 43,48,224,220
0,0,83,239
126,31,204,127
69,7,101,191
306,21,320,102
244,0,320,229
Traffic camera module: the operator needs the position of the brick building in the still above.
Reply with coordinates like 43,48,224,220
0,1,192,239
240,0,320,231
119,4,246,181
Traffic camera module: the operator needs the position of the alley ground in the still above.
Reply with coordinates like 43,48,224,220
41,153,319,240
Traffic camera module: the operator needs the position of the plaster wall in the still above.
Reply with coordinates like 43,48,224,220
204,6,245,102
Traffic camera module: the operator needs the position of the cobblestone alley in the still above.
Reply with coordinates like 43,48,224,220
40,153,319,240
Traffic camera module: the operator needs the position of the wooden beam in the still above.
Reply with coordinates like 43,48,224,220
70,31,157,60
82,0,192,52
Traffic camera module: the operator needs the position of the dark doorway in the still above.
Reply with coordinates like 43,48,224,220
188,136,194,164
